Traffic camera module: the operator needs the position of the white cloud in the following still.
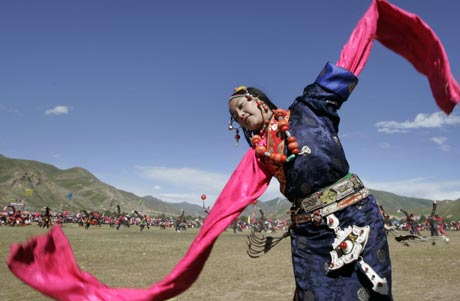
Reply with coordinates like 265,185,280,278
376,112,460,134
134,166,283,204
125,166,460,205
157,192,205,203
0,104,19,114
52,153,62,159
136,166,228,191
379,142,391,149
431,136,447,144
134,166,228,203
45,105,70,115
365,177,460,201
431,136,450,151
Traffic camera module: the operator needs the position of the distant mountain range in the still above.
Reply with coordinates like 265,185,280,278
1,154,459,221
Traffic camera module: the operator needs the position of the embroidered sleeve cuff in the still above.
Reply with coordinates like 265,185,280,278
314,62,359,101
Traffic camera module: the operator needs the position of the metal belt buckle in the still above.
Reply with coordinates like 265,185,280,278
331,179,355,200
300,189,338,213
300,193,322,212
298,174,363,213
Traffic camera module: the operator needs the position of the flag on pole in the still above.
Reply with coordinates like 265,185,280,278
25,189,33,197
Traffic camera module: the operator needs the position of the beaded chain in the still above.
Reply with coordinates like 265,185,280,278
251,108,300,164
228,88,300,163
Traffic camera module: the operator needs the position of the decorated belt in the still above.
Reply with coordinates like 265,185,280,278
291,174,369,224
295,174,365,212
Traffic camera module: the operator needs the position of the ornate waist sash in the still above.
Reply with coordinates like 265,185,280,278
291,174,369,224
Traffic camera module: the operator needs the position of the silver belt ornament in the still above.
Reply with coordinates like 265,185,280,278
326,213,389,295
296,174,365,213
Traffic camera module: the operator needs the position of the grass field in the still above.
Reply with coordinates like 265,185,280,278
1,224,459,300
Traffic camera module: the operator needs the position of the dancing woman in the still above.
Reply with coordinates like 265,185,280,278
7,1,459,300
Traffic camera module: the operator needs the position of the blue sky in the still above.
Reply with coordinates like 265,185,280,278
1,0,459,206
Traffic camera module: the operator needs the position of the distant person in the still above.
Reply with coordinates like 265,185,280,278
428,201,449,244
400,208,420,236
41,206,51,229
379,204,394,234
428,201,440,237
140,214,150,232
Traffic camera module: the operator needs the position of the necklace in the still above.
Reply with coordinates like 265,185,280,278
251,109,299,164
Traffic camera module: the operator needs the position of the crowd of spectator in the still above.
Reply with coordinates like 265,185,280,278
0,203,290,233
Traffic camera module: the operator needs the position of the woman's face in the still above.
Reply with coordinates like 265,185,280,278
229,96,265,131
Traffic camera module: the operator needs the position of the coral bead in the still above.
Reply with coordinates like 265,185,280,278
278,120,289,132
251,135,262,144
274,109,287,118
287,136,296,143
255,146,266,156
271,153,284,162
340,240,353,254
288,142,299,150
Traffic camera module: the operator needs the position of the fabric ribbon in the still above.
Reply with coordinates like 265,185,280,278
336,0,459,114
8,147,272,301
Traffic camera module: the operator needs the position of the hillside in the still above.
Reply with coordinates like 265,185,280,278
1,154,459,220
0,155,188,217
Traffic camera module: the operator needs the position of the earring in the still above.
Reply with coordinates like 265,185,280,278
228,118,241,145
234,128,240,145
228,118,234,131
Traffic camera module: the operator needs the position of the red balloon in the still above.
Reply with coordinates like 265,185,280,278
201,194,207,201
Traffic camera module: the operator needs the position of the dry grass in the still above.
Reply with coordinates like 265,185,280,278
1,224,459,300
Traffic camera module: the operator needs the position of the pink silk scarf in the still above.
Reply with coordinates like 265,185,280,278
8,1,459,300
8,147,272,301
336,0,459,114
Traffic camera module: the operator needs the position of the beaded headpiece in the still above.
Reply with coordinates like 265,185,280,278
228,85,250,101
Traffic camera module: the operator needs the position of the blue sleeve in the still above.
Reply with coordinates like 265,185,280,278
314,62,358,102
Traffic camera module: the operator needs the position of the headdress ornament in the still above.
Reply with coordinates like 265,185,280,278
227,86,250,145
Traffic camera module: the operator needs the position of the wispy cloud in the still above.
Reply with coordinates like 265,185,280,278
365,177,460,201
136,166,228,191
431,136,450,151
134,166,228,203
375,112,460,134
45,105,71,115
379,142,391,149
131,166,460,204
134,166,282,204
0,104,19,114
51,153,62,160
